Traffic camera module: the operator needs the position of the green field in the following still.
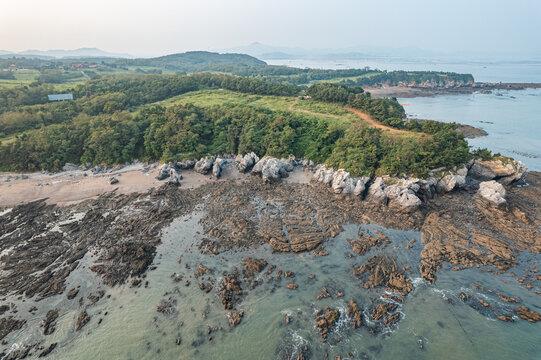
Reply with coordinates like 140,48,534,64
153,89,357,122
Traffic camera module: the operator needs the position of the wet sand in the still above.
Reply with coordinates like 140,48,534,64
0,163,255,207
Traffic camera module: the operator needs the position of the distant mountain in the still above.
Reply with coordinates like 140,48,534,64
0,48,132,59
220,42,443,60
117,51,267,71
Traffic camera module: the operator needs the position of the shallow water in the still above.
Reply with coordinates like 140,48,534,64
401,88,541,171
6,208,538,360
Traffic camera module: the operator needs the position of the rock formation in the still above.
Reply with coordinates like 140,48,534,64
478,180,507,205
469,158,527,184
194,156,216,174
235,153,259,173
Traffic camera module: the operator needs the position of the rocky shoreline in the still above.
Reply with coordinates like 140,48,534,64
366,82,541,98
0,155,540,358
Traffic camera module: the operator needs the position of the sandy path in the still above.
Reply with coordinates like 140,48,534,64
0,163,312,207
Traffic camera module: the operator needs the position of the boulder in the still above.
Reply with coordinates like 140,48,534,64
194,156,216,174
109,177,119,185
175,160,195,170
367,177,387,202
478,180,507,205
62,163,79,172
469,158,527,184
156,164,171,180
235,153,259,173
252,157,292,182
331,170,355,194
437,175,457,193
353,177,370,196
212,158,226,178
384,184,422,208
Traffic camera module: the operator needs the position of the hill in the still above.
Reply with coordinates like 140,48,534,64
116,51,267,71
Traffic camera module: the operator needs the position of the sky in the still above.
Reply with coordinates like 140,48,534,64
1,0,540,58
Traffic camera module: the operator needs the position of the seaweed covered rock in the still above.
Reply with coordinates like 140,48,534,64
315,306,340,342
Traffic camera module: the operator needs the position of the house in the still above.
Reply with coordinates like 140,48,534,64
9,64,16,71
48,94,74,102
71,63,89,69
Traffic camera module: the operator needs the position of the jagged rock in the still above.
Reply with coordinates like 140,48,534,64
331,170,355,194
62,163,79,172
301,159,315,168
437,175,456,193
469,158,527,184
156,164,171,180
175,160,195,170
315,306,340,342
353,178,370,196
75,311,90,331
312,166,335,185
478,180,507,205
194,156,216,174
109,177,119,185
227,311,244,327
367,177,387,202
381,178,422,208
235,152,260,173
346,300,363,329
212,158,226,178
42,309,59,335
242,258,267,278
252,157,292,182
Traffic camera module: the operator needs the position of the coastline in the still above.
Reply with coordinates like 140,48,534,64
366,82,541,98
0,156,540,358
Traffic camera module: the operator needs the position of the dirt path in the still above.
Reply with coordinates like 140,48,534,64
287,102,342,119
346,107,409,134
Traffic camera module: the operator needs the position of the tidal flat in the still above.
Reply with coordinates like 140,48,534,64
0,165,539,359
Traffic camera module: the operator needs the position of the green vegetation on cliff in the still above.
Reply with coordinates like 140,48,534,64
0,73,470,177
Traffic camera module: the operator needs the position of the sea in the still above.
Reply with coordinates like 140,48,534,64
3,58,540,360
266,58,541,171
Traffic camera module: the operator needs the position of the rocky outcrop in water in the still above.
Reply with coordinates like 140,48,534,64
217,270,243,310
315,306,340,342
352,255,414,296
227,311,244,327
75,311,90,331
346,300,363,329
242,258,267,278
42,309,58,335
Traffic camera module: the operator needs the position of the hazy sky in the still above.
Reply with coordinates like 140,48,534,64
1,0,540,57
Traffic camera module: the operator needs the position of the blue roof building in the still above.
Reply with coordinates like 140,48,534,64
48,94,73,101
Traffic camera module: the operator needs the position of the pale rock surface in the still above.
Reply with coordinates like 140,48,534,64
478,180,507,205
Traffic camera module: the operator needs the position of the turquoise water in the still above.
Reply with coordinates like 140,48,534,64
401,88,541,171
5,210,539,359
